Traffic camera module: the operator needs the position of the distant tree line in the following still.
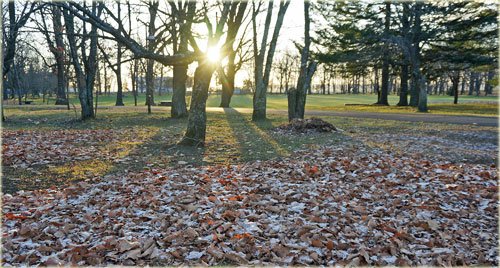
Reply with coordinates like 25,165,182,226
313,1,498,109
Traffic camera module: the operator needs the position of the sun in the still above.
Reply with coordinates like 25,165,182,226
206,46,221,63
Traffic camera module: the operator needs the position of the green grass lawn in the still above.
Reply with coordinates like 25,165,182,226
7,92,498,116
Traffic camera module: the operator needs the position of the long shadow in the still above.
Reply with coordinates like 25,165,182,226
223,107,291,162
100,116,208,179
1,109,195,193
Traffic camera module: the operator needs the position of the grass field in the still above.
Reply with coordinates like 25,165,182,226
10,92,498,117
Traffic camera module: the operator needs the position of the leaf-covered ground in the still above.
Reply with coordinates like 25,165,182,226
2,108,498,266
2,145,497,266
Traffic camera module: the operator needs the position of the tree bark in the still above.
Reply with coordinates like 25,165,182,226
450,71,460,104
411,3,426,111
114,2,124,106
178,62,215,146
474,72,482,96
171,64,188,117
377,2,391,105
484,70,494,95
50,6,69,105
169,1,195,118
145,1,159,112
287,87,297,121
468,72,476,95
397,63,409,106
397,3,411,106
219,58,236,107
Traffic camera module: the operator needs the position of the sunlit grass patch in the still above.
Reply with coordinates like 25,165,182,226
48,159,114,180
306,103,498,117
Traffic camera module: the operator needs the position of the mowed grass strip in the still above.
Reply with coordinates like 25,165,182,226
7,93,498,117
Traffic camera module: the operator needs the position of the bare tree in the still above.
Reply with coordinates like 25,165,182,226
217,2,249,108
62,2,102,119
58,1,247,145
168,0,196,118
288,0,316,120
36,6,68,105
2,1,38,120
252,0,290,121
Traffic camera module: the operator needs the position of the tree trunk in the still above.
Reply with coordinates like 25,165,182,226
145,58,155,113
409,4,424,108
179,62,215,146
397,63,409,106
115,43,124,106
377,2,391,105
220,60,236,107
169,1,194,118
171,64,189,117
52,6,68,105
450,71,460,104
474,73,482,96
287,87,297,121
131,59,138,106
374,67,380,101
145,2,159,112
63,4,100,120
252,0,290,121
468,72,476,95
288,1,316,120
484,70,494,96
460,72,466,95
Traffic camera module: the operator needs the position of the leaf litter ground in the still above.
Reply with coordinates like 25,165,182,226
2,145,497,266
2,111,498,266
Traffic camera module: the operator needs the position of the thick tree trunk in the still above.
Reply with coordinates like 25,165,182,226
145,2,159,112
377,2,391,105
252,78,267,120
484,70,494,95
179,62,215,146
417,77,428,112
409,3,424,108
220,61,236,108
52,6,68,105
171,64,188,117
468,72,476,95
450,71,460,104
293,62,317,119
474,73,482,96
219,42,237,108
169,2,194,118
397,64,409,106
374,67,380,101
288,1,316,120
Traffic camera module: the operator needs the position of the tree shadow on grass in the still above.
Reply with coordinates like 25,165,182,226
223,108,291,162
1,112,193,193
